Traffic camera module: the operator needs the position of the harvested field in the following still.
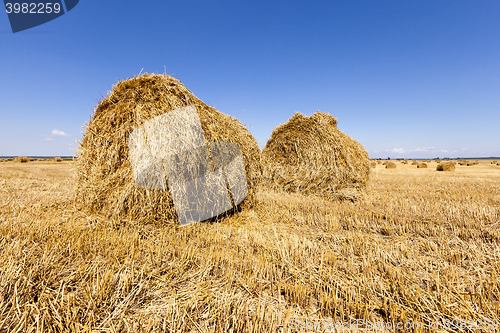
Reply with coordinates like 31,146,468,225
2,161,498,331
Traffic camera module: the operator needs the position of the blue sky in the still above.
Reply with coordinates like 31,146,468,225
0,1,499,158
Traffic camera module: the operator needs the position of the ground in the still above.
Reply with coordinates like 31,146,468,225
0,160,499,332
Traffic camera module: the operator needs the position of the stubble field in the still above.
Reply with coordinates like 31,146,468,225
0,160,499,332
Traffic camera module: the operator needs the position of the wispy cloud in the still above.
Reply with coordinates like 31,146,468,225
45,137,54,141
414,147,435,152
386,148,406,154
52,129,70,137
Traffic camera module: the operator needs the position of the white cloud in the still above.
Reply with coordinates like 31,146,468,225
52,129,70,137
45,137,53,141
414,147,435,152
386,148,406,154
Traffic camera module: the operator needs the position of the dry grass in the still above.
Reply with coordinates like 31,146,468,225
0,161,499,332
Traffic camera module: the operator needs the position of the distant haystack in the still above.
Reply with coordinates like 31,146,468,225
13,156,29,163
491,161,497,164
385,162,397,169
417,163,427,168
401,160,408,164
370,161,377,168
437,162,455,171
411,161,418,165
262,111,369,201
53,157,63,162
382,161,389,166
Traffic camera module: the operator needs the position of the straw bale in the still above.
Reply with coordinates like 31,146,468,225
437,162,455,171
491,161,497,164
262,111,369,201
14,156,29,163
417,163,427,168
370,161,377,168
75,73,261,224
53,157,63,162
385,162,397,169
411,161,418,165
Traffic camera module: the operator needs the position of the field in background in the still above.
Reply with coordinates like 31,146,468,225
0,160,499,332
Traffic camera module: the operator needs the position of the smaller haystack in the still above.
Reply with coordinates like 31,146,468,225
385,162,397,169
411,161,418,165
437,162,455,171
491,161,497,164
262,111,369,201
370,161,377,168
53,157,63,162
401,160,408,164
417,163,427,168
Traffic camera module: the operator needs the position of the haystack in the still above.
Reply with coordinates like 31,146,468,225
370,161,377,168
417,163,427,168
385,162,396,169
401,160,408,164
382,161,389,166
491,161,497,164
411,161,418,165
53,157,63,162
261,111,369,201
437,162,455,171
13,156,28,163
75,73,262,224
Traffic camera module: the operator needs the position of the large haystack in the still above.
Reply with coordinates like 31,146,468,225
261,111,369,201
437,162,455,171
75,73,261,224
